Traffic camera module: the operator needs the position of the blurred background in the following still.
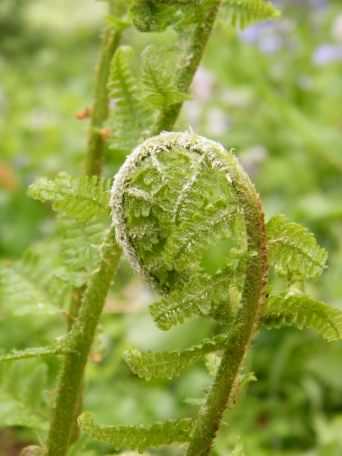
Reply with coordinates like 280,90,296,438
0,0,341,454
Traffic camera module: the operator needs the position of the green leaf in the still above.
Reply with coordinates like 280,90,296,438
28,172,111,223
57,217,109,287
266,214,328,279
264,293,342,342
124,334,226,380
223,0,280,28
78,412,193,451
108,46,152,154
141,46,190,110
0,249,70,317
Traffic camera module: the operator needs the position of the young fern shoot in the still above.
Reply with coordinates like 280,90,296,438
78,131,342,455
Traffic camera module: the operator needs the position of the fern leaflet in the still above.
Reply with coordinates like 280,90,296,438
124,334,226,380
264,293,342,342
266,214,327,279
141,46,189,110
57,217,109,287
78,412,193,451
0,249,70,317
28,172,111,223
108,46,152,154
223,0,280,28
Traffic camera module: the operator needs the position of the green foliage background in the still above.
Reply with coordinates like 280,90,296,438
0,0,341,454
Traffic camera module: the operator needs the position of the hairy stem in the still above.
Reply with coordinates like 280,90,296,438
66,27,121,443
85,27,121,177
186,164,268,456
47,230,121,456
153,0,222,133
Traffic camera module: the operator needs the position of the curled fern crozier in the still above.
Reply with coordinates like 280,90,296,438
111,131,258,329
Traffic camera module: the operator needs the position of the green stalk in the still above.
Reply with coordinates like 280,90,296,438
67,26,122,444
154,0,222,133
47,230,121,455
186,168,268,456
85,27,121,177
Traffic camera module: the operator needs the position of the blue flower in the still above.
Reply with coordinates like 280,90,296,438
313,44,342,65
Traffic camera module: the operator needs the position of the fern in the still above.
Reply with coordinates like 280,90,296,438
264,293,342,342
57,217,109,287
223,0,280,28
0,249,70,317
108,46,152,154
125,334,226,380
266,214,327,280
141,46,189,110
78,412,193,451
28,172,111,223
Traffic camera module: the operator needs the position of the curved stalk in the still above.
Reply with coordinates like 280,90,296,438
186,164,268,456
47,230,121,455
153,0,222,133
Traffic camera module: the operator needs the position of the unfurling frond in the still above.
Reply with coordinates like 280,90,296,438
141,47,189,110
0,250,70,316
111,132,247,330
223,0,280,28
267,214,327,279
28,173,111,223
264,293,342,342
108,46,152,154
124,335,226,380
79,412,193,451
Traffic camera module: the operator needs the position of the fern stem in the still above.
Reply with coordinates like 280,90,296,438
67,26,121,443
46,230,121,456
153,0,222,133
186,165,268,456
85,27,121,177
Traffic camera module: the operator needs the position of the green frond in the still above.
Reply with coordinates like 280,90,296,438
28,172,111,223
78,412,193,451
266,214,327,279
124,334,226,380
141,46,189,110
108,46,152,154
0,250,70,317
57,217,109,287
0,344,70,363
264,293,342,342
223,0,280,28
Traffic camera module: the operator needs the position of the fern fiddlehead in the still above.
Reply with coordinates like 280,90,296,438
110,131,268,455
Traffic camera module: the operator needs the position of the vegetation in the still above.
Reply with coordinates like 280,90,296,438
0,0,341,455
